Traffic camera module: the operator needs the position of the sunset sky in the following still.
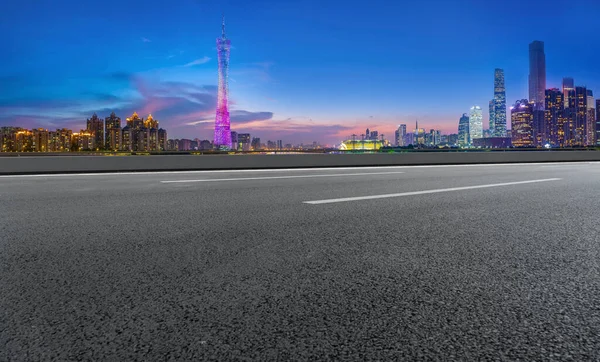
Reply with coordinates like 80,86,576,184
1,0,599,145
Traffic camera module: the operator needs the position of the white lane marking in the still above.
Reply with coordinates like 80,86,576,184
304,178,562,205
160,171,406,183
0,162,596,179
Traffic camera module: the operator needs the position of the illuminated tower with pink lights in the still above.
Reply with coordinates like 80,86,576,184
213,15,232,149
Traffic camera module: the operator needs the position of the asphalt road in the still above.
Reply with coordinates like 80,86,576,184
2,162,600,360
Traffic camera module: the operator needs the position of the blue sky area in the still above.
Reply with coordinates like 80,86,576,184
1,0,599,144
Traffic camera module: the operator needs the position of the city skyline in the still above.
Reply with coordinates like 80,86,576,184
1,0,600,144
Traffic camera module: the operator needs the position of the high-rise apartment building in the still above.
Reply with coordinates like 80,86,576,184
586,90,595,146
86,113,104,150
574,86,588,147
48,128,72,152
562,77,574,108
489,100,495,135
545,89,565,147
469,106,483,142
15,130,34,152
395,124,406,146
72,131,95,151
493,68,507,137
104,112,121,151
511,99,534,147
458,113,470,147
122,126,132,151
158,129,168,151
32,128,49,152
597,99,600,145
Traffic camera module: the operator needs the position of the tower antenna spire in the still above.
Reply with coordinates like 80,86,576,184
222,13,226,38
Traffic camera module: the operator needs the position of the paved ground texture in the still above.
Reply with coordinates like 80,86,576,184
2,162,600,360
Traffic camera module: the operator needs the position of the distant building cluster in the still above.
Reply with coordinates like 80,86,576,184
0,111,302,152
458,41,598,149
0,112,168,152
168,133,297,152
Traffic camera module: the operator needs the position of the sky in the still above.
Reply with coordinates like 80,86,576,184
1,0,599,145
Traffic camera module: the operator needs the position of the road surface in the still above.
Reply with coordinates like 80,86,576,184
2,162,600,360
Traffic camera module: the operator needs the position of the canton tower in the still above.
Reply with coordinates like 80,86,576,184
213,16,232,149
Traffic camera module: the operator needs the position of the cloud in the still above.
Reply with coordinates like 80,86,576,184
141,37,152,43
185,120,214,126
184,56,211,67
230,110,273,123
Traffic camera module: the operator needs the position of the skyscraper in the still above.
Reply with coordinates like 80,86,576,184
469,106,483,142
158,129,168,151
511,99,534,147
458,113,470,147
493,68,507,137
105,112,121,151
586,90,595,146
528,41,546,111
545,89,565,147
562,77,574,108
529,41,546,146
489,99,495,135
395,124,406,146
213,16,232,149
574,86,588,147
597,99,600,145
86,113,104,150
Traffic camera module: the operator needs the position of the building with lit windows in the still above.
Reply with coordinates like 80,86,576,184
105,112,121,151
529,42,546,147
86,113,104,150
158,129,168,151
121,126,132,151
545,88,565,147
469,106,483,142
72,131,95,151
48,129,72,152
237,133,251,151
0,127,22,152
511,99,534,147
395,124,406,146
574,87,588,147
563,77,574,108
586,90,595,146
340,139,384,151
493,68,507,137
597,99,600,145
15,130,34,152
458,113,470,147
137,127,150,152
489,99,495,135
32,128,49,152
